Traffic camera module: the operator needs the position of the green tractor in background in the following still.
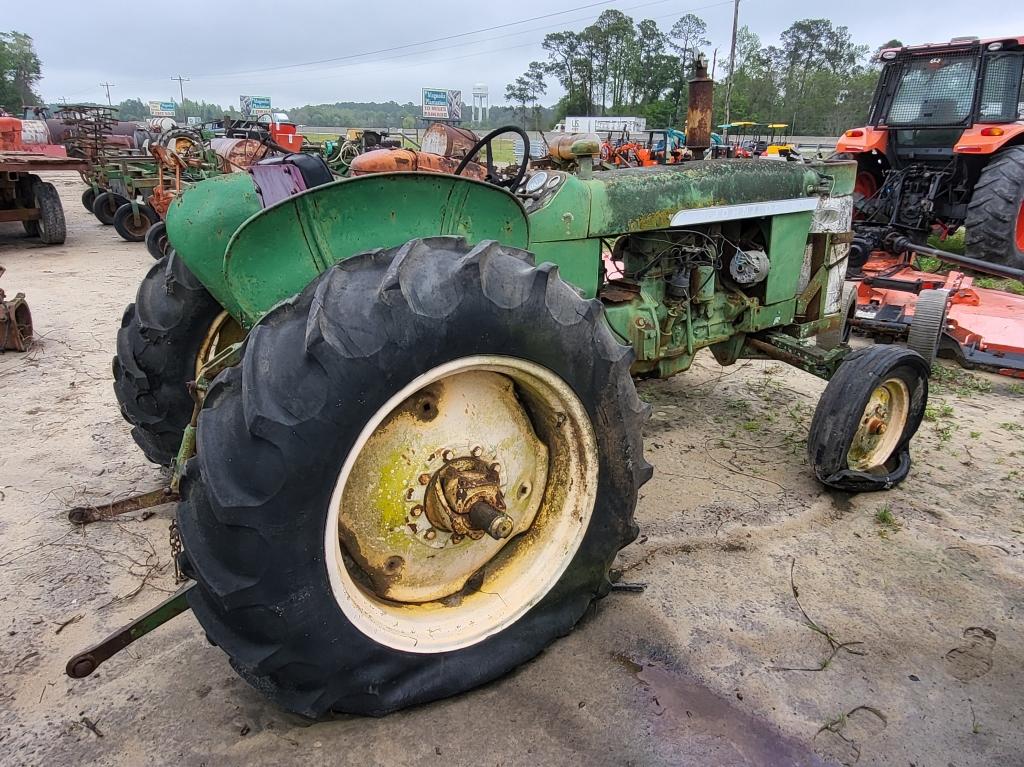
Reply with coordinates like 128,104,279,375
81,127,930,718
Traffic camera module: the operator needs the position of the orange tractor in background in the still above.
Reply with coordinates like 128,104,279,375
838,35,1024,269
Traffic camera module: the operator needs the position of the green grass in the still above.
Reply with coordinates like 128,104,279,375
924,401,954,421
922,229,1024,295
930,365,992,397
875,505,901,536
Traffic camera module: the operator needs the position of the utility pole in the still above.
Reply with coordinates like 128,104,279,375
723,0,740,141
171,75,190,119
99,82,115,106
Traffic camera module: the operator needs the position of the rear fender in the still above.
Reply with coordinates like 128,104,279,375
954,123,1024,154
835,127,888,154
223,172,530,326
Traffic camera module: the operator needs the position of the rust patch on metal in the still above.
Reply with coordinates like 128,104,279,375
0,267,33,352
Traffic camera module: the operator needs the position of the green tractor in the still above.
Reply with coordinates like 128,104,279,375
77,127,929,717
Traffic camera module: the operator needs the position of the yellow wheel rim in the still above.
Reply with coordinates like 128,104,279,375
325,355,599,653
195,311,245,380
846,377,910,472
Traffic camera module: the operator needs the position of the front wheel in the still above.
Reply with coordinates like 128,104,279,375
177,237,651,717
808,346,928,492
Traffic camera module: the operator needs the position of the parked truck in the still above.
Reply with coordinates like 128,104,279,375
553,115,647,134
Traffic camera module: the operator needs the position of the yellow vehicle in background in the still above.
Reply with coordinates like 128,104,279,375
762,123,799,159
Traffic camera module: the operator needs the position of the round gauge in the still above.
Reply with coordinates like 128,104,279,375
525,172,549,194
546,174,562,189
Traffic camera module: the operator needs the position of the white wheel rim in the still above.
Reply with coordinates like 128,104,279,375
324,355,598,653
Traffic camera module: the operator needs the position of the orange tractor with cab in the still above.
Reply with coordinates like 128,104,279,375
838,35,1024,269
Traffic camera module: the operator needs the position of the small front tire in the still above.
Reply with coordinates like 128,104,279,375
808,346,928,492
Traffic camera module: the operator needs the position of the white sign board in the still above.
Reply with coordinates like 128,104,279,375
240,95,272,117
148,100,176,117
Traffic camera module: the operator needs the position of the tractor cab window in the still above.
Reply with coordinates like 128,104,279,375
887,54,978,126
978,53,1024,122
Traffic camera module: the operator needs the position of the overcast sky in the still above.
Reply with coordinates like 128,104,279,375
9,0,1024,110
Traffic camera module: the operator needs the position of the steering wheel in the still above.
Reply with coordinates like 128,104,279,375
454,126,531,190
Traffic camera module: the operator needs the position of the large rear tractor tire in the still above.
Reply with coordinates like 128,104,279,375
965,146,1024,270
112,253,243,466
808,346,928,492
113,202,158,242
92,191,129,225
177,237,652,718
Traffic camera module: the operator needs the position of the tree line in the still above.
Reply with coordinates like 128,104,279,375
507,11,898,135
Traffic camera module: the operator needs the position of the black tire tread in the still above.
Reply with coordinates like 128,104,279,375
145,220,169,260
964,146,1024,269
112,253,223,465
34,182,67,245
906,289,949,368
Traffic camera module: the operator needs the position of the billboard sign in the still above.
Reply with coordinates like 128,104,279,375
421,88,462,121
148,100,177,117
186,116,202,126
240,95,272,117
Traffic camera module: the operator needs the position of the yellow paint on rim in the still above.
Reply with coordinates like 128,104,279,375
194,311,245,381
325,355,599,653
847,377,910,472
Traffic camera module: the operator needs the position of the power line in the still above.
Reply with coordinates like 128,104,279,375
190,0,687,80
192,0,734,87
57,1,737,103
99,82,115,105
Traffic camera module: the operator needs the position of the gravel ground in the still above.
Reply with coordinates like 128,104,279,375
1,175,1022,766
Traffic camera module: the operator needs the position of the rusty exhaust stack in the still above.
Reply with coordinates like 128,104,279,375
686,53,713,154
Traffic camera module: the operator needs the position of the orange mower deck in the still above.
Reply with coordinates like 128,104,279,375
852,253,1024,377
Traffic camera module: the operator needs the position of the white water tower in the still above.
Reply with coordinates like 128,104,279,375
472,83,489,123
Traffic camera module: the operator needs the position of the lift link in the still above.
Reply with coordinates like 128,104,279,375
65,583,194,679
66,341,245,526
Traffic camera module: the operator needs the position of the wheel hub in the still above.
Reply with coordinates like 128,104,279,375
423,453,514,541
847,378,909,472
325,355,598,652
337,367,549,604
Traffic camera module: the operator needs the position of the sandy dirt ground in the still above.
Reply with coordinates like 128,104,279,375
0,176,1022,767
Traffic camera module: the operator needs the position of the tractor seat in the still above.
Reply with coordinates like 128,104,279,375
250,153,334,208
